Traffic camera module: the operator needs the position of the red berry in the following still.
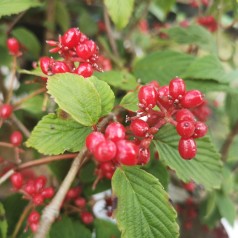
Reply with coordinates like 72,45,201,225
0,104,13,119
130,119,149,137
93,140,116,162
28,211,40,224
99,161,115,174
81,212,94,224
10,131,23,146
39,57,53,75
157,86,173,109
7,38,20,55
23,181,36,195
41,187,55,199
76,40,97,60
138,85,157,108
178,138,197,160
74,197,86,208
33,194,44,206
193,121,208,138
176,121,195,138
105,122,126,142
29,222,39,232
34,176,47,192
137,148,150,165
175,109,195,122
115,140,139,166
61,28,81,48
66,187,81,200
75,63,93,78
52,61,70,74
148,81,160,91
181,90,204,108
183,182,196,192
169,77,186,100
86,132,105,153
10,172,23,189
104,171,114,179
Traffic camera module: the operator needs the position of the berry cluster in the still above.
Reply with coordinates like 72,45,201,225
7,37,22,56
27,210,40,232
197,16,218,32
39,28,102,79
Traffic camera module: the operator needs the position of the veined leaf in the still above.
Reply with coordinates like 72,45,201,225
120,89,139,112
153,125,222,190
112,166,179,238
26,114,91,155
95,219,120,238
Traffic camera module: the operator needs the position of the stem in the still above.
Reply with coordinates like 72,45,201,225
0,142,25,153
7,11,26,35
220,120,238,162
13,87,46,109
0,71,8,100
11,203,32,238
10,114,31,138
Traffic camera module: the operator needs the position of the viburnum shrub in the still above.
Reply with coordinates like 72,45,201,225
0,1,237,238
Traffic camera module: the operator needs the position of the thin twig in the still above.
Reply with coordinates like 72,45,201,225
7,11,26,35
0,142,25,153
10,114,31,138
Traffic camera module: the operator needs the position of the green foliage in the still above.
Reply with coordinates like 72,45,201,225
50,216,91,238
0,203,7,238
153,0,175,13
55,0,70,32
0,0,42,18
94,219,121,238
153,125,222,190
225,92,238,129
112,166,179,238
26,113,91,155
120,89,139,112
104,0,135,29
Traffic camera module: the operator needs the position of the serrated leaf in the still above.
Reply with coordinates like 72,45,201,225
55,0,70,32
50,216,91,238
26,114,91,155
112,166,179,238
225,92,238,129
182,55,230,83
0,203,7,238
12,27,41,59
133,50,195,85
153,125,222,190
95,71,138,91
120,90,139,112
0,0,42,18
95,219,120,238
47,73,101,126
104,0,135,29
88,76,115,116
168,25,217,54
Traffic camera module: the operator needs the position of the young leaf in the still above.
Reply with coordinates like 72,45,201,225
120,89,139,112
0,0,42,18
47,73,101,126
94,219,120,238
88,76,115,116
0,203,7,238
153,125,222,190
26,113,91,155
50,216,91,238
112,166,179,238
19,68,46,77
104,0,135,29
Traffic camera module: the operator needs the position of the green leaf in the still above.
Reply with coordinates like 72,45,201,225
78,10,98,36
153,125,222,190
21,95,44,115
216,193,236,226
0,0,42,18
95,71,138,91
182,55,230,84
55,0,70,32
48,160,72,181
47,73,101,126
19,68,46,77
88,76,115,116
225,92,238,129
112,166,179,238
94,219,120,238
120,89,139,112
168,25,217,54
26,114,91,155
12,27,41,59
50,216,91,238
104,0,135,29
0,203,7,238
153,0,175,13
133,50,195,85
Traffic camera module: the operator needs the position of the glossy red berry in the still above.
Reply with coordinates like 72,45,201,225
105,122,126,142
0,104,13,119
193,121,208,138
99,161,115,174
7,38,20,55
74,197,86,208
39,57,53,75
23,181,36,195
52,61,70,74
181,90,204,108
29,222,39,232
34,176,47,192
81,212,94,224
33,194,44,206
178,138,197,160
130,119,149,137
169,78,186,100
66,187,81,200
175,109,195,122
61,28,81,48
115,140,139,166
86,132,105,153
76,40,97,60
176,121,195,138
157,86,173,109
148,81,160,91
10,172,23,189
28,211,40,224
10,131,23,146
137,148,150,165
75,63,93,78
41,187,55,199
93,140,116,162
138,85,157,108
183,182,196,192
